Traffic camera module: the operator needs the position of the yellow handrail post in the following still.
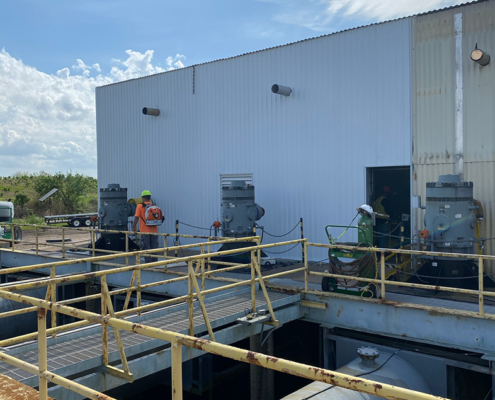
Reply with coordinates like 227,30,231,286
123,271,137,312
35,226,39,256
50,266,57,337
175,220,179,258
201,256,205,292
381,251,386,300
251,249,278,325
101,276,108,366
171,340,183,400
189,262,215,341
125,232,129,267
304,241,309,292
137,268,142,317
100,277,133,381
38,307,48,400
479,257,484,316
188,261,194,336
163,234,168,270
251,250,256,313
207,238,211,272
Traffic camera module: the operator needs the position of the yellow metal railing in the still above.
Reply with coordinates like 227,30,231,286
306,242,495,318
1,229,494,399
0,238,307,348
0,222,230,260
0,290,448,400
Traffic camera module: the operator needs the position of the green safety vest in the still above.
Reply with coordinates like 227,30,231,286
374,196,387,217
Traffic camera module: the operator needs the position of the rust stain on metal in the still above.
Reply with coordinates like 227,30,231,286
177,337,214,353
336,306,343,317
380,300,401,307
373,383,383,392
245,351,262,366
265,356,279,363
0,373,54,400
281,368,307,378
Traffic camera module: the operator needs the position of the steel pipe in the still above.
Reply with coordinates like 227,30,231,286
142,107,160,116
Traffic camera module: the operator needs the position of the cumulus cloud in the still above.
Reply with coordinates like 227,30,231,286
166,54,186,70
0,48,186,177
258,0,465,31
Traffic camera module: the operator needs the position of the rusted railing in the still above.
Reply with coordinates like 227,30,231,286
0,238,307,348
0,289,448,400
306,242,495,318
0,222,229,261
0,227,493,399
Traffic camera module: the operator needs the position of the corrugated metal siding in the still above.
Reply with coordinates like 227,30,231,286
96,19,412,260
412,1,495,263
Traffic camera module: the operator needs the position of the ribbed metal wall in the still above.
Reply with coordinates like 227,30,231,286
96,19,412,260
412,1,495,264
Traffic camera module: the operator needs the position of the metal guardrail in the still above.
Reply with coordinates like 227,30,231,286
0,289,448,400
306,242,495,318
1,229,493,399
0,222,233,259
0,238,309,346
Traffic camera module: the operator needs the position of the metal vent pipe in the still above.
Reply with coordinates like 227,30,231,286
271,84,292,96
142,107,160,116
471,48,490,66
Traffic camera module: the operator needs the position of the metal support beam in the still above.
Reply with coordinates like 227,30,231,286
171,341,183,400
304,292,495,354
38,307,48,400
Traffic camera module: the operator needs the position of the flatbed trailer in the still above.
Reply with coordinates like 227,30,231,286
44,213,97,227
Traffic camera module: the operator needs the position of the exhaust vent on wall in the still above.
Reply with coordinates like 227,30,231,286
142,107,160,116
271,84,292,96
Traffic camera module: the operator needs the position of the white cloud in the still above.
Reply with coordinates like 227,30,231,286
0,48,186,177
166,54,187,71
258,0,466,31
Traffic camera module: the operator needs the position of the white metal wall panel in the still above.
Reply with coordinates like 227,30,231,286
96,19,412,260
412,2,495,261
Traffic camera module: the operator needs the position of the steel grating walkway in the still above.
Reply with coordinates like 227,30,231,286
0,289,299,385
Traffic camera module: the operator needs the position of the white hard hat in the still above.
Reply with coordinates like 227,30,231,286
357,204,373,215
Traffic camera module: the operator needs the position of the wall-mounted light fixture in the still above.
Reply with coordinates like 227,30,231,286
142,107,160,116
470,43,490,66
271,84,292,96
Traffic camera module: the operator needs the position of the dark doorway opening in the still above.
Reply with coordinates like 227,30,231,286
366,166,411,248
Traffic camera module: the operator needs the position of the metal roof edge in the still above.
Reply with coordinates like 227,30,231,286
96,0,487,90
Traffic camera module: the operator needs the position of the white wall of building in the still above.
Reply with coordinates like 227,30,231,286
96,19,412,260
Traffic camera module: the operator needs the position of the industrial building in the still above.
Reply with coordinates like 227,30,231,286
96,0,495,264
0,1,495,400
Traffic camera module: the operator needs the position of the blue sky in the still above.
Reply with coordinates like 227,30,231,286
0,0,464,177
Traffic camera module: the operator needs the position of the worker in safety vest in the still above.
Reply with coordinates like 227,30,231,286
132,190,158,263
374,186,391,249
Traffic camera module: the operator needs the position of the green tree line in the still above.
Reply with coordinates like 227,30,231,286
0,172,97,219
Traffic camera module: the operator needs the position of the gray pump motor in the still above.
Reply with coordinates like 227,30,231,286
98,184,135,231
221,181,264,238
424,174,476,254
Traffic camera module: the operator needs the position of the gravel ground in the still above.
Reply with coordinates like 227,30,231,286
13,227,93,253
